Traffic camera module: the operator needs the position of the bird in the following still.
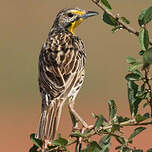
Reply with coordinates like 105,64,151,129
36,8,98,146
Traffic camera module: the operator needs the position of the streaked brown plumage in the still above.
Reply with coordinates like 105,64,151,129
36,8,98,144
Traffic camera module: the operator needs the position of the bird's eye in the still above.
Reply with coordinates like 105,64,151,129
67,13,74,18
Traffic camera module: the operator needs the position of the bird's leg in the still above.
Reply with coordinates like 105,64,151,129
76,127,85,151
41,138,52,152
68,98,93,129
41,139,48,152
69,107,79,130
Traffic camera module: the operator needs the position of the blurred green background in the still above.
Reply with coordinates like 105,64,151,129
1,0,152,151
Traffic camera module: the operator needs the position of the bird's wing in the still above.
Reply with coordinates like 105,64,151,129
39,31,86,100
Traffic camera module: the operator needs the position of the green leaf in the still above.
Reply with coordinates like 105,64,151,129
133,150,143,152
99,135,111,152
103,12,118,26
120,17,130,24
30,134,42,148
87,141,102,152
133,70,143,77
127,81,142,116
136,91,146,99
143,47,152,65
139,50,145,56
70,131,86,138
138,6,152,26
128,63,141,72
141,83,145,92
118,147,143,152
112,124,121,133
94,114,104,129
125,73,142,81
29,145,39,152
138,28,149,51
119,146,129,152
126,58,142,72
114,136,126,145
100,0,112,11
128,127,146,141
138,8,148,26
135,113,150,122
107,100,117,120
136,83,146,99
47,145,58,151
117,116,130,123
120,146,131,152
145,91,152,100
52,136,68,146
115,146,121,150
126,56,137,64
127,80,138,104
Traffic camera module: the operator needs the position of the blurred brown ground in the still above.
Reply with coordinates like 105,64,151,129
0,0,152,151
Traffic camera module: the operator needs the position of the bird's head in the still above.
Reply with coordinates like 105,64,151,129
53,8,99,34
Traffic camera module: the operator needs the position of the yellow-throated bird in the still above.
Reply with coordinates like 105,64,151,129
36,8,98,145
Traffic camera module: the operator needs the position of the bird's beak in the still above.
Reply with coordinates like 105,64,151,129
80,11,99,19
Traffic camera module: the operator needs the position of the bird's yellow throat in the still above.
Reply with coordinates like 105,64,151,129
68,10,85,34
68,18,84,34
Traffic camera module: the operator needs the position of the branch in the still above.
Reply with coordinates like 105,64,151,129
83,118,152,138
91,0,152,45
66,118,152,146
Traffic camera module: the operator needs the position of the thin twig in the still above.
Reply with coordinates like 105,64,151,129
67,118,152,146
91,0,152,45
85,118,152,138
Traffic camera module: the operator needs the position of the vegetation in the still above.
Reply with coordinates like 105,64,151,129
29,0,152,151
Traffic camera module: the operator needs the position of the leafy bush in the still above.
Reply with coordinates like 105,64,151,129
29,0,152,151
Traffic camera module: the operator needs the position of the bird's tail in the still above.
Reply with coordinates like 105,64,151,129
36,99,63,141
